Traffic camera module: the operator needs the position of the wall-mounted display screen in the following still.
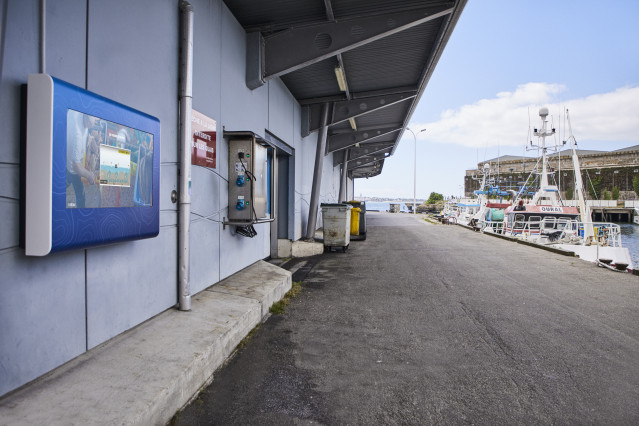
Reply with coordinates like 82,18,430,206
65,110,154,209
25,74,160,256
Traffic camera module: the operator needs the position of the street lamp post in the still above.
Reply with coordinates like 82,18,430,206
406,128,427,214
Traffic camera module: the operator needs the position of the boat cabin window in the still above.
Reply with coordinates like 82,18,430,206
556,217,573,230
542,216,556,229
513,214,526,229
529,216,542,230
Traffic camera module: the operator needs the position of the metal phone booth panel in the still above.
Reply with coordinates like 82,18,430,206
224,131,273,232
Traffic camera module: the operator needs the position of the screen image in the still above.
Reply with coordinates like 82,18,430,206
66,109,153,208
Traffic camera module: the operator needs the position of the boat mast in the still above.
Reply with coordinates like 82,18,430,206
479,163,488,199
471,164,490,222
531,107,559,205
566,109,595,244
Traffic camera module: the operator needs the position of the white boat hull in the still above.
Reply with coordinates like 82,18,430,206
556,243,633,271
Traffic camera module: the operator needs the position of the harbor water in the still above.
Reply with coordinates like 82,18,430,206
365,201,412,212
619,224,639,267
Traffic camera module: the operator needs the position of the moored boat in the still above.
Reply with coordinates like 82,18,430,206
493,107,633,271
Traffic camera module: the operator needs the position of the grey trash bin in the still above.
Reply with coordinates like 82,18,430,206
321,203,352,252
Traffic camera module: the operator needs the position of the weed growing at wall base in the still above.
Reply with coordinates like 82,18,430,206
269,281,303,315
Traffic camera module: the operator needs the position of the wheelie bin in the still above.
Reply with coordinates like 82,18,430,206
321,203,352,252
346,201,367,241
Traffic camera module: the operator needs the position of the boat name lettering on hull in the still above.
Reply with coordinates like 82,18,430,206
540,206,563,213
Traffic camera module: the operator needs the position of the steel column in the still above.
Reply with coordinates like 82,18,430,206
305,103,330,240
339,149,349,202
270,149,279,258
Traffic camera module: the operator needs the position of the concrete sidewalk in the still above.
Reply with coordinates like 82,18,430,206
0,260,291,425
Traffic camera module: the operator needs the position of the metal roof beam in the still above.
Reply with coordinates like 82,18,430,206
299,85,417,106
327,127,400,153
347,146,393,164
349,164,383,178
302,92,413,136
347,154,388,171
323,0,335,21
246,4,454,89
331,93,414,125
333,145,393,167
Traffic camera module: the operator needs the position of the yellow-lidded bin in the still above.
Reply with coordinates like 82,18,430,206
350,207,361,236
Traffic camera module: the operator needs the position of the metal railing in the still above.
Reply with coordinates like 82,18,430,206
502,216,623,247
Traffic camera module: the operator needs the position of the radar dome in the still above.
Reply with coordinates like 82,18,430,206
539,107,549,117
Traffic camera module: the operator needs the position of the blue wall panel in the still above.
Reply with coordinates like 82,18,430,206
190,216,221,294
191,166,221,229
84,0,178,348
192,0,222,122
0,0,39,251
0,249,86,396
46,0,86,88
268,79,296,145
0,0,88,396
0,198,18,248
190,162,222,294
86,228,178,349
189,0,223,294
160,164,179,227
220,3,268,135
0,0,38,164
219,220,270,279
0,164,19,202
87,0,178,165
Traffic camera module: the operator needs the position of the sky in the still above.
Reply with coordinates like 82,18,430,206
354,0,639,200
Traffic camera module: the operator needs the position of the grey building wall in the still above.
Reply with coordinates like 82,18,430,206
0,0,89,397
0,0,339,396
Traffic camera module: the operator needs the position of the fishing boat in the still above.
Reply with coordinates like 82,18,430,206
455,200,481,225
436,199,459,223
462,163,513,230
497,107,632,271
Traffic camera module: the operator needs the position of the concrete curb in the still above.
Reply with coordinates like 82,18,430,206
0,260,291,425
210,260,292,318
456,223,577,257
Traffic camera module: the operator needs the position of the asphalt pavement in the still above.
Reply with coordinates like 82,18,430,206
174,212,639,425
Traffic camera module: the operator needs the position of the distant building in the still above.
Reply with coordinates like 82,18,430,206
465,145,639,199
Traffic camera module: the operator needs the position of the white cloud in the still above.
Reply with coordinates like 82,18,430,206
411,83,639,148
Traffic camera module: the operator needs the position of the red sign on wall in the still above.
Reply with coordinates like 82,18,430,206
191,109,216,169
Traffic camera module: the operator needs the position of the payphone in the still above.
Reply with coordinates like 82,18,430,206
227,137,268,223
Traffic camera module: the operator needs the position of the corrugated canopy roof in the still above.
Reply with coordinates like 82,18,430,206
224,0,467,178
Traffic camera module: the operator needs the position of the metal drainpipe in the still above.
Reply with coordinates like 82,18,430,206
305,103,330,240
40,0,46,74
178,1,193,311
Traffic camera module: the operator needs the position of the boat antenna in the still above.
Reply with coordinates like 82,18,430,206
556,108,561,198
497,144,500,183
528,106,531,142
